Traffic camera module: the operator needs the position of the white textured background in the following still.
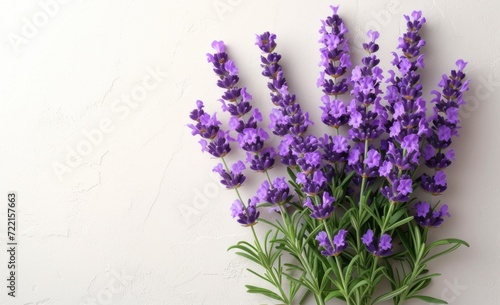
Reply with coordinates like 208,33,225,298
0,0,498,304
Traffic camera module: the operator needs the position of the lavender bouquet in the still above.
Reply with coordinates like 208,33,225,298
188,6,469,305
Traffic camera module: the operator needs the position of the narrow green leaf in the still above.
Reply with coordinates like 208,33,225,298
228,244,258,257
423,243,466,264
245,285,283,301
234,251,260,264
284,263,305,272
388,207,407,224
371,285,408,304
348,279,370,296
345,255,359,281
287,167,297,181
408,278,432,296
428,238,470,250
412,273,441,285
364,206,383,228
386,216,414,231
246,268,272,284
325,290,344,301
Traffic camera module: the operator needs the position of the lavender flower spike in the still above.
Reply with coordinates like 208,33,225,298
213,161,246,189
318,5,351,129
362,229,393,257
304,192,335,220
257,177,290,206
414,202,450,227
230,197,260,226
316,229,348,256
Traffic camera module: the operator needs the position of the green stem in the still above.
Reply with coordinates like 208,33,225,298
358,139,369,217
279,205,324,304
353,139,369,304
380,203,396,235
335,255,350,305
222,156,290,305
250,226,290,305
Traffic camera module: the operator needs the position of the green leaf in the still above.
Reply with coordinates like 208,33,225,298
246,268,272,284
287,167,297,181
345,255,360,282
371,285,408,304
409,295,448,304
428,238,470,250
229,240,257,252
408,278,433,296
364,205,383,228
386,216,414,232
348,279,370,296
245,285,284,301
228,244,258,258
234,251,260,264
388,206,407,224
416,273,441,282
340,171,355,188
325,290,344,301
423,242,467,264
284,263,305,272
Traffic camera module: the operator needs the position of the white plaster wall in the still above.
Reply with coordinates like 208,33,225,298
0,0,498,304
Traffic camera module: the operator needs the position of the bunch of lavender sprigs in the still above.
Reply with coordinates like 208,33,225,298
188,6,469,305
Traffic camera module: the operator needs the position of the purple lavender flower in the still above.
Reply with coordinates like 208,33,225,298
346,144,380,179
384,142,419,172
424,149,454,170
304,192,335,219
277,135,298,167
188,111,221,140
237,128,269,152
318,6,351,129
231,197,260,226
420,59,469,191
198,130,233,158
364,149,381,169
379,161,393,177
205,39,281,177
381,174,413,203
316,229,348,256
297,151,323,174
383,12,428,187
189,100,205,121
246,147,276,172
348,31,387,142
213,161,246,189
256,32,277,53
362,229,393,257
420,171,447,195
256,33,312,139
296,171,327,196
257,177,290,206
320,96,349,128
319,134,350,164
414,202,450,227
229,108,262,133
